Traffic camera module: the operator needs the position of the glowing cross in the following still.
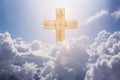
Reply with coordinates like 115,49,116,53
44,8,78,42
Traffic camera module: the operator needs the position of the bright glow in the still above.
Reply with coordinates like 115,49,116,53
19,0,108,44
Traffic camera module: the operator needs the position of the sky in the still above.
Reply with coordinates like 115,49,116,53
0,0,120,80
0,0,120,44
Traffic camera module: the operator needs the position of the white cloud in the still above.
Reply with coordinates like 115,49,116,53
0,32,51,80
85,53,120,80
91,31,120,56
40,36,90,80
83,9,108,24
112,7,120,20
0,31,120,80
85,31,120,80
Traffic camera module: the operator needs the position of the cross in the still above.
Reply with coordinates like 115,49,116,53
44,8,78,42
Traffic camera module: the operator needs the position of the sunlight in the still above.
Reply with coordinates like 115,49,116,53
19,0,108,44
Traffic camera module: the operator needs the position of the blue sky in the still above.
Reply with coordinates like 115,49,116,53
0,0,120,44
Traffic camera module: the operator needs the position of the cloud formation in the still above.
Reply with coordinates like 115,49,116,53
84,9,108,24
85,31,120,80
112,7,120,20
0,31,120,80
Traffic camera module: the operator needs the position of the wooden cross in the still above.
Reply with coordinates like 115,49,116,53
44,8,78,42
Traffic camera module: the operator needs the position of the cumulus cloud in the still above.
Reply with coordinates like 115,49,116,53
49,36,89,80
85,53,120,80
85,31,120,80
0,32,51,80
0,31,120,80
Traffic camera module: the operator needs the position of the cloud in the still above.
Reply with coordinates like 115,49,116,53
83,9,108,24
0,31,120,80
85,53,120,80
39,36,90,80
91,31,120,56
0,32,51,80
85,31,120,80
111,7,120,20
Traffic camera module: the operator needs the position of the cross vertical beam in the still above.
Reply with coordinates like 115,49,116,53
56,9,65,41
